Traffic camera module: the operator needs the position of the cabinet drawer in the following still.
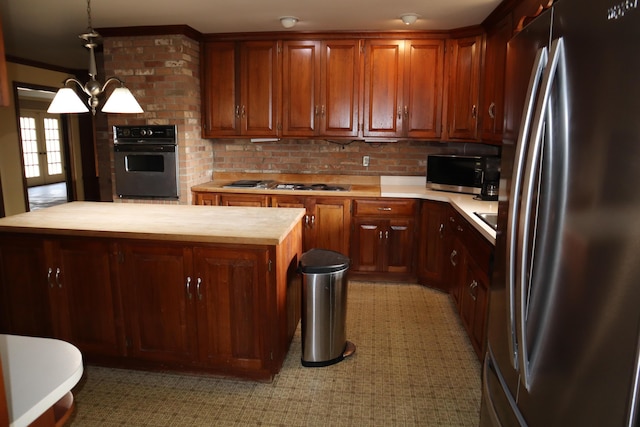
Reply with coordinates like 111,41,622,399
353,199,416,217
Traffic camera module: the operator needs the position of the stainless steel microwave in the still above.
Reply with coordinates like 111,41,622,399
426,154,488,195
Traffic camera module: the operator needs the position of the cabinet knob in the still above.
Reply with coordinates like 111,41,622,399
450,249,458,267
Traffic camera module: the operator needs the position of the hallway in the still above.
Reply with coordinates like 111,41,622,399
27,182,68,210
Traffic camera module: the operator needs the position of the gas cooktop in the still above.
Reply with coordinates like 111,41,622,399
223,180,351,192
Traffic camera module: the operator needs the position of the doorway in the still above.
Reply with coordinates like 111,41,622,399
15,85,72,211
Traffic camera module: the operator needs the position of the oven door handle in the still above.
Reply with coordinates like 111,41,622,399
114,144,176,153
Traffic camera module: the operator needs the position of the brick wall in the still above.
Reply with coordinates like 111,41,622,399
210,139,499,176
99,33,213,205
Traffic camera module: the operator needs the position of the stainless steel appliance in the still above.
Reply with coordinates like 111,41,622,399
426,154,500,198
224,180,351,191
113,125,178,199
480,1,640,425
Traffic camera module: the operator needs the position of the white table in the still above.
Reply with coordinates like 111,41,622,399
0,335,83,427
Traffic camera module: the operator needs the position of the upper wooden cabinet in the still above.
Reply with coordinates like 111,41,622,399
282,40,360,138
0,12,9,107
445,35,482,140
363,39,445,139
480,14,513,143
202,41,281,138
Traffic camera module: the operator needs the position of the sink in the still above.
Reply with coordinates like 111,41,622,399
474,212,498,231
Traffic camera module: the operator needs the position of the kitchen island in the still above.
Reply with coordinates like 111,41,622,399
0,202,305,381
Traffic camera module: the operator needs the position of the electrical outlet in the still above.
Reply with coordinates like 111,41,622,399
362,155,370,167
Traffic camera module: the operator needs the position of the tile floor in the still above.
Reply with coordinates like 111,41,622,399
67,282,481,426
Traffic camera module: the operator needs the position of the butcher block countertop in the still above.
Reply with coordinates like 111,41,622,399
0,202,306,246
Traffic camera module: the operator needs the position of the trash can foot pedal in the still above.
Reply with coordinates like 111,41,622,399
343,340,356,358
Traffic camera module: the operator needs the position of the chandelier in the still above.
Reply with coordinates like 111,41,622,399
47,0,143,115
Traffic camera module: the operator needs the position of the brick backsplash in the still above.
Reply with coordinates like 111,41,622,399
97,32,499,204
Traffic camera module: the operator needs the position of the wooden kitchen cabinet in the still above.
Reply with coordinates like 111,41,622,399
446,207,493,360
0,235,52,337
0,235,124,358
351,198,417,280
202,40,280,138
194,192,219,206
282,39,360,138
417,200,448,291
219,193,270,207
445,34,482,140
271,195,351,255
363,39,445,139
480,14,512,143
118,242,197,364
46,238,125,358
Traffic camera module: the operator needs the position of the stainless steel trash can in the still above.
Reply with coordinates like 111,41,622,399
299,248,355,367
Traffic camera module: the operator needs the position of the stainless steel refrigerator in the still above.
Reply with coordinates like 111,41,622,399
480,0,640,425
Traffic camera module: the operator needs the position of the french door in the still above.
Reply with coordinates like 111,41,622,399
19,111,65,187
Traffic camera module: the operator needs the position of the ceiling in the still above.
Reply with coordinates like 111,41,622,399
1,0,501,70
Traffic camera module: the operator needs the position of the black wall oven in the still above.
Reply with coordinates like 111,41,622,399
113,125,179,199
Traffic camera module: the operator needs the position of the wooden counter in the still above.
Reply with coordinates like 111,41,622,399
0,202,304,381
0,202,306,245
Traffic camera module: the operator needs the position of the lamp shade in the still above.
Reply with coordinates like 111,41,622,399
47,88,89,114
280,16,299,29
101,87,144,113
400,13,420,25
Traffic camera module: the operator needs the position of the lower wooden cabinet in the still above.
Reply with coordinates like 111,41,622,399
446,207,492,360
0,228,301,380
350,198,417,280
0,235,124,358
0,235,52,338
417,200,448,291
271,195,351,255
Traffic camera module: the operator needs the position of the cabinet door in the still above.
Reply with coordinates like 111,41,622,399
363,40,404,137
480,14,512,142
418,200,448,290
271,195,311,249
193,247,268,371
385,218,414,274
308,197,351,255
202,42,239,137
194,192,219,206
321,40,360,137
48,238,124,357
404,40,445,139
241,41,280,136
282,41,321,136
459,253,489,359
119,243,197,364
219,193,270,207
446,35,482,140
0,236,52,337
351,219,384,272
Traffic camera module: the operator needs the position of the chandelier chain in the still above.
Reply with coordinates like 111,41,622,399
86,0,93,31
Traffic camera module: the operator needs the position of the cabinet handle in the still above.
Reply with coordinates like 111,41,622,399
196,277,203,301
47,267,54,288
449,216,455,223
469,280,478,301
488,102,496,119
304,215,309,227
379,231,383,239
397,106,402,120
185,276,192,300
55,267,61,288
315,105,319,116
457,225,464,232
450,249,458,267
439,223,444,238
472,104,477,119
235,105,240,118
321,105,326,117
377,207,392,211
404,105,408,119
241,105,246,118
385,230,389,239
310,215,315,228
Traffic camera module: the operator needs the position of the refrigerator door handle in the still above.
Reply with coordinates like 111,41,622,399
517,37,565,391
506,46,549,371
